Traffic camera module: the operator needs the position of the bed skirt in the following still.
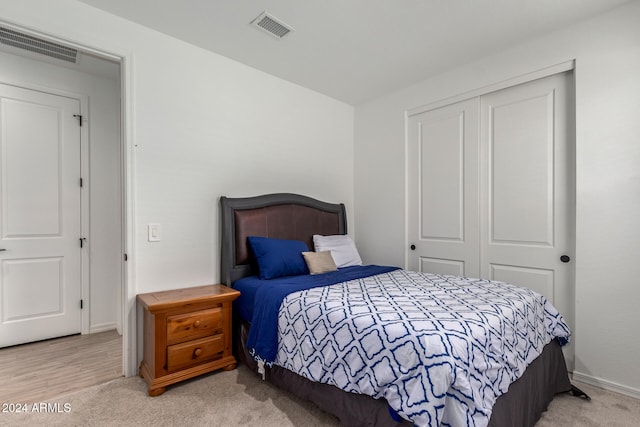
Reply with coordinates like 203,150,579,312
235,319,571,427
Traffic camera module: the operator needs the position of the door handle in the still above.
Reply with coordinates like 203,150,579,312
410,244,416,251
0,248,6,252
560,255,570,263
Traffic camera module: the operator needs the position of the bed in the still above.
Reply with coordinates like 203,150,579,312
220,193,575,427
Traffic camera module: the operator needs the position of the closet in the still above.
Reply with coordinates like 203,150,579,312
407,71,575,368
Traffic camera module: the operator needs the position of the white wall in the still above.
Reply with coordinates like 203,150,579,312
132,42,354,293
0,50,121,334
0,0,354,374
354,2,640,397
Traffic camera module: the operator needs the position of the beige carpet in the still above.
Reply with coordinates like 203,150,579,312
1,364,638,426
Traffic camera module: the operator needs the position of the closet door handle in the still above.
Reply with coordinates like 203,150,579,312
560,255,570,263
410,244,416,251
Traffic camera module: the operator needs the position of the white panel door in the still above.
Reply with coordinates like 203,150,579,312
407,98,480,277
0,83,82,347
480,72,574,369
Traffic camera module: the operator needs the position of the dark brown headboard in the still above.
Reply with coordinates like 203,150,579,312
219,193,347,286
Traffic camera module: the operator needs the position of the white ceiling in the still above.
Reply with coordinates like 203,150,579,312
79,0,632,104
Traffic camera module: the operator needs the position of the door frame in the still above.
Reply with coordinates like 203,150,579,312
0,21,137,376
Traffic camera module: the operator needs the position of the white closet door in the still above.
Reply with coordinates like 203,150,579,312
407,98,480,277
480,72,574,369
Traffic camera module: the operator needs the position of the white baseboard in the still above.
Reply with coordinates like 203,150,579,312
572,371,640,400
89,322,119,334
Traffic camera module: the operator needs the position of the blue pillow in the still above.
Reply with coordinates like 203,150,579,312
247,236,310,280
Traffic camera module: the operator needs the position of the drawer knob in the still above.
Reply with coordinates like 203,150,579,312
193,348,202,358
193,320,201,328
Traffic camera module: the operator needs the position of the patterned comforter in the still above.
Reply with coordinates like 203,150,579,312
274,269,571,427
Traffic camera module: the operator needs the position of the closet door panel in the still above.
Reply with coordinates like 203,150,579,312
419,258,465,277
407,99,480,277
419,113,464,240
490,93,553,245
490,264,554,299
480,72,574,370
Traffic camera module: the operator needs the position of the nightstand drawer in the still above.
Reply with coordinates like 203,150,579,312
166,335,224,371
166,307,222,343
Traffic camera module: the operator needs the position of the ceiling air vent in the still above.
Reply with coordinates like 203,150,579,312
250,12,294,39
0,27,78,63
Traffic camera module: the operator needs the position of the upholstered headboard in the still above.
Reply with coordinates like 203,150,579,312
219,193,347,286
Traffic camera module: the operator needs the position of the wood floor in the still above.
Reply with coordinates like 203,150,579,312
0,329,122,403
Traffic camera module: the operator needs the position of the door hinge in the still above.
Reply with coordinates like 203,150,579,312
80,299,84,309
79,237,86,248
73,114,83,126
124,253,128,261
80,177,83,187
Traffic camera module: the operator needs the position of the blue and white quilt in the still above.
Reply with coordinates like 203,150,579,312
274,269,571,427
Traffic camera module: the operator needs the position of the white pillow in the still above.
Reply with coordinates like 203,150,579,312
313,234,362,268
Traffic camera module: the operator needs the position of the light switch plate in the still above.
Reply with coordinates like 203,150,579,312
148,223,161,242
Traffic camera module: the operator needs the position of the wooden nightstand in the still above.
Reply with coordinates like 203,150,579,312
137,284,240,396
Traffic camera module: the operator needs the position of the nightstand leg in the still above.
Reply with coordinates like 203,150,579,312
148,386,166,397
